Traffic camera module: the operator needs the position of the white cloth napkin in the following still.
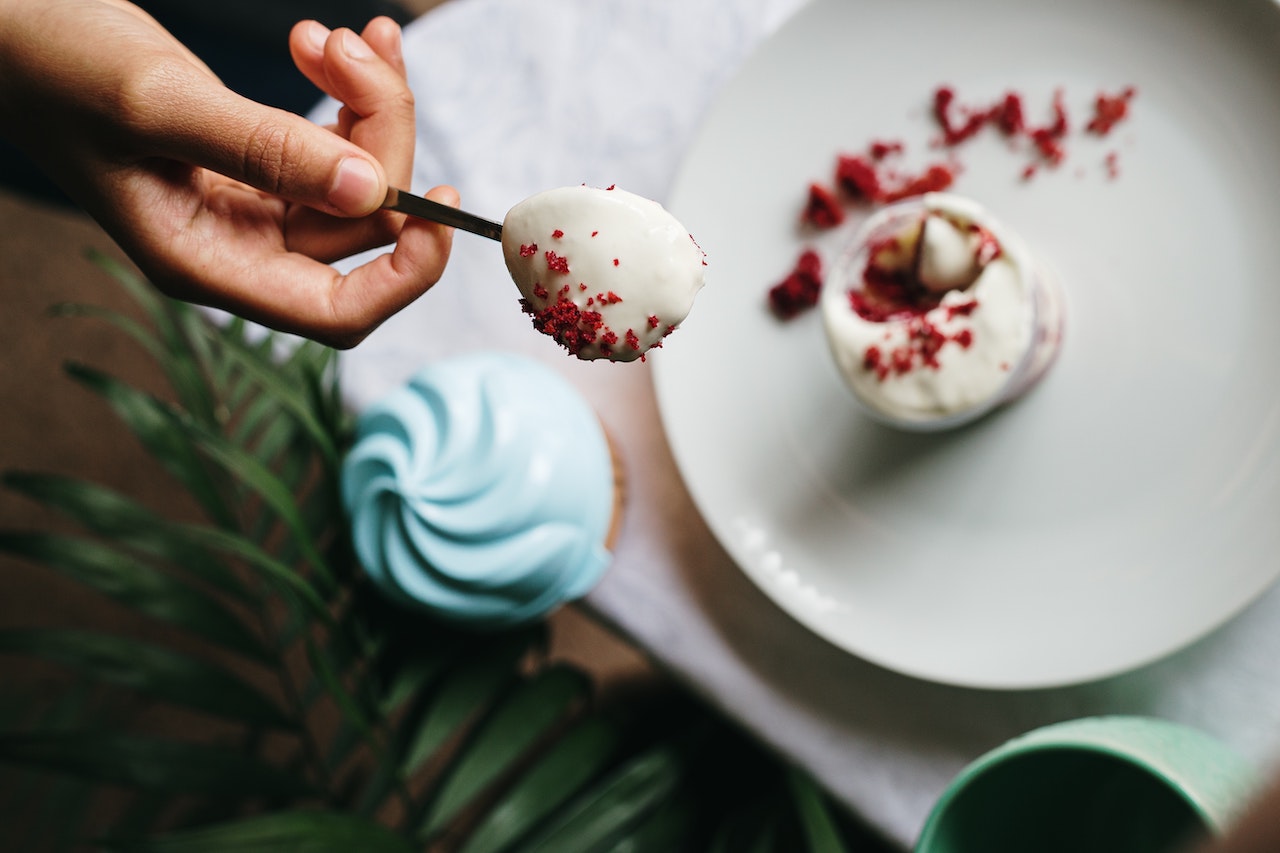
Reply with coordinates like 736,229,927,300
323,0,1280,846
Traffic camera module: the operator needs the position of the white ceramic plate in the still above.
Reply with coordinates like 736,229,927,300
653,0,1280,689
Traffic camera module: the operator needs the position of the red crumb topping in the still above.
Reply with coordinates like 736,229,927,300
869,140,905,159
802,182,845,228
605,184,616,190
519,243,538,258
934,87,1030,145
881,164,956,203
859,314,979,381
836,149,955,204
545,251,570,274
520,287,643,360
1027,89,1069,166
835,153,882,200
933,85,1078,175
521,295,605,357
1105,151,1120,180
934,86,990,145
612,258,620,266
591,230,599,237
972,226,1002,265
648,314,661,329
768,249,823,319
552,229,564,239
1087,87,1137,135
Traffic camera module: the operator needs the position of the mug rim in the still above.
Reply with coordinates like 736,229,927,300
914,716,1253,851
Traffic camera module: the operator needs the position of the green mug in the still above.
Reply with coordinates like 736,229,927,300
915,716,1259,853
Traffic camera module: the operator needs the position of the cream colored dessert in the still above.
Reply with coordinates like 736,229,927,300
821,193,1062,429
502,185,706,362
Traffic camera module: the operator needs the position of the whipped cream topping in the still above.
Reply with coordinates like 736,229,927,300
341,352,615,627
822,193,1060,428
502,185,706,361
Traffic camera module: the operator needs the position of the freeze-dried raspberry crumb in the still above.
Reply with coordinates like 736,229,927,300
881,163,956,203
994,93,1025,135
532,283,548,300
836,150,954,204
612,258,620,267
1104,151,1121,179
869,140,905,159
648,314,660,329
521,295,607,357
519,243,538,258
625,329,641,351
836,154,882,200
802,182,845,228
545,251,570,274
1025,90,1069,167
552,229,564,239
768,249,823,319
1087,87,1137,135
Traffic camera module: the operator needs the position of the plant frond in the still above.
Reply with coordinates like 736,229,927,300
0,629,292,730
0,731,315,799
98,810,415,853
0,532,271,665
419,664,592,839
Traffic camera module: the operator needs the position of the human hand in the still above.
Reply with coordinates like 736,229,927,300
0,0,455,348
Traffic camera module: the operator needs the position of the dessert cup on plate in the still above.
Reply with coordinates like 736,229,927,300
341,352,623,628
821,192,1063,431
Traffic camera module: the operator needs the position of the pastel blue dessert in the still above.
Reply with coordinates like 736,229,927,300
342,352,617,627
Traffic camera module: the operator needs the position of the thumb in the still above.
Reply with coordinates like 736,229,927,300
157,80,387,216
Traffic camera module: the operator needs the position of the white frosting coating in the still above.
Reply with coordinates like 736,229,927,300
918,214,981,293
822,193,1059,428
502,185,706,361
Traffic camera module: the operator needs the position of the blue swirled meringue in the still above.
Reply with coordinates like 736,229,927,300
342,352,616,627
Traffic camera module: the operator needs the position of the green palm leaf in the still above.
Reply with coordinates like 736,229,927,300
2,472,254,605
0,532,270,664
400,629,542,781
786,767,850,853
64,363,234,528
514,743,685,852
196,325,339,468
0,629,291,729
460,714,622,853
419,664,592,838
0,732,314,798
98,810,414,853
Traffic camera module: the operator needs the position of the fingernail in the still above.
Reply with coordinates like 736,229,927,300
340,29,374,59
329,157,381,214
303,20,329,53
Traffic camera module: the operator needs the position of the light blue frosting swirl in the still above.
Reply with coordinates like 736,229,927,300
342,352,615,627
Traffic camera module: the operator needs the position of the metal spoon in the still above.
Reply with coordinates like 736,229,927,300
382,186,503,241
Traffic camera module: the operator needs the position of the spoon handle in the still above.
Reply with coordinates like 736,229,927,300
382,186,503,241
